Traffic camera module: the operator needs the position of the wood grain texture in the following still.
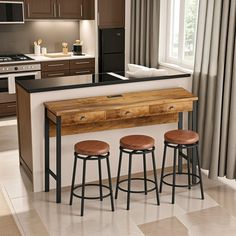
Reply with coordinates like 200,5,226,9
45,88,197,137
16,84,33,180
49,113,179,137
44,88,197,116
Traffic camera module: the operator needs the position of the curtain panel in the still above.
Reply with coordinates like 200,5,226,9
193,0,236,179
130,0,160,68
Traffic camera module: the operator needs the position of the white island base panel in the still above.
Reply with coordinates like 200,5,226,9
30,77,191,192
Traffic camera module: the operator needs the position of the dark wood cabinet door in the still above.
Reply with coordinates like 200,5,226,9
25,0,57,19
57,0,83,19
83,0,95,20
98,0,125,28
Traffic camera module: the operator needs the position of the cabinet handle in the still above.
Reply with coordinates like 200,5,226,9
80,116,86,121
75,61,90,65
124,111,131,115
27,3,30,17
53,3,56,17
58,4,61,17
169,106,175,110
80,4,83,17
75,70,90,74
48,73,65,77
48,63,65,67
7,105,16,108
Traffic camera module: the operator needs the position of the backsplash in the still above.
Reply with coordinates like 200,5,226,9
0,21,80,54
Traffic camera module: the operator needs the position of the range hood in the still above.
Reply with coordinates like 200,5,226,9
0,1,24,24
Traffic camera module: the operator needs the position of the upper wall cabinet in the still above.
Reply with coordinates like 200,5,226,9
24,0,94,19
25,0,57,19
98,0,125,28
83,0,95,20
56,0,83,19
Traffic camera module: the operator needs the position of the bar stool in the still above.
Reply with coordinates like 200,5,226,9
69,140,114,216
159,130,204,204
115,135,160,210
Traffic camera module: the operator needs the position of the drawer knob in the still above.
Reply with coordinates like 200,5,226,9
80,116,86,120
124,111,131,115
169,106,175,110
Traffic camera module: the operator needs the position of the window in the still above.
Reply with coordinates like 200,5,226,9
160,0,199,69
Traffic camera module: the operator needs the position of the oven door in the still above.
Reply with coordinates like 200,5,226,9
7,71,41,94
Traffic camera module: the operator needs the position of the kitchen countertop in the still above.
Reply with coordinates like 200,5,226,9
16,72,191,93
26,53,95,62
0,53,95,65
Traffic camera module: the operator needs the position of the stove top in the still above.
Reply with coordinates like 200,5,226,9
0,54,33,62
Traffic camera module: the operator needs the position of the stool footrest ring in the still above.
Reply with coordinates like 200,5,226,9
72,183,112,200
117,177,157,194
162,172,200,188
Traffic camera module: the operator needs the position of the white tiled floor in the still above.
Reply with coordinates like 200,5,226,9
1,117,236,236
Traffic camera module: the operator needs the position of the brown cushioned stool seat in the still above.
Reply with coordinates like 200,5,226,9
74,140,110,156
120,135,155,150
164,130,199,145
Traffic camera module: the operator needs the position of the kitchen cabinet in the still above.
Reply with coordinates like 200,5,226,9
0,102,16,118
41,58,95,78
25,0,84,19
98,0,125,28
83,0,95,20
57,0,83,19
24,0,56,19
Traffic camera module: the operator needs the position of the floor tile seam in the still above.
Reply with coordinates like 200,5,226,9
1,186,26,236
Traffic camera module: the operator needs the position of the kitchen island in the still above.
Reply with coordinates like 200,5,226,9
16,72,193,194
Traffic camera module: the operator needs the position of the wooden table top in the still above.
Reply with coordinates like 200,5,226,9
44,87,198,116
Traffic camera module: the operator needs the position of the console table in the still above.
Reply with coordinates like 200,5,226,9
44,87,198,203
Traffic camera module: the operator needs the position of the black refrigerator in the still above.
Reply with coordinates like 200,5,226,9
99,28,125,82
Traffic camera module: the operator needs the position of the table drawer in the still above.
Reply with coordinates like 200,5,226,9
70,68,95,76
149,102,193,114
62,111,106,124
42,70,70,78
70,59,95,70
41,61,69,72
106,106,149,120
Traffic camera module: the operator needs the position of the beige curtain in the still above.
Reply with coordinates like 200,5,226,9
193,0,236,179
130,0,160,67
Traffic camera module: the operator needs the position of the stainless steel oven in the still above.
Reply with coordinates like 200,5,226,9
0,63,41,117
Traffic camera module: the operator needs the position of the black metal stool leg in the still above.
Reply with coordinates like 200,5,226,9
98,159,103,201
151,150,160,205
196,146,204,200
81,159,87,216
160,144,167,193
115,150,123,199
172,148,177,204
187,149,191,190
143,153,148,195
127,153,132,210
69,154,77,205
106,157,115,211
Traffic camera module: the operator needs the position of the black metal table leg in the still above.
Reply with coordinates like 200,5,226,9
192,102,198,184
56,116,62,204
45,108,50,192
178,112,183,174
